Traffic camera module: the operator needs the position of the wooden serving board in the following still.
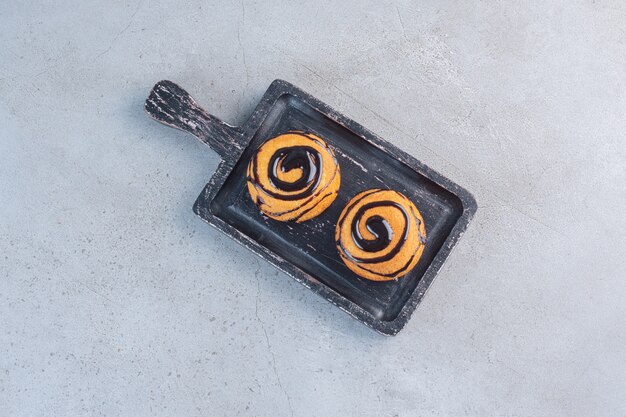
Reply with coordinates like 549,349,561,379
145,80,476,335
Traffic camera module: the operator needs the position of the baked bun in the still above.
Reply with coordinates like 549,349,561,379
335,189,426,281
246,131,340,222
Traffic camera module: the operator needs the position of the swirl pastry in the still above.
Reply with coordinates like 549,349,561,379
246,132,340,222
335,189,427,281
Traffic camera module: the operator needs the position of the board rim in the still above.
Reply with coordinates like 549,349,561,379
193,79,477,335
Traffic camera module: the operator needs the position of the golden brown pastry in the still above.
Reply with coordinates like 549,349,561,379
335,189,426,281
246,131,340,222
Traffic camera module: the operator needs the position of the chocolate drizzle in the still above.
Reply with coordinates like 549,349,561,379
350,201,409,263
354,215,393,252
264,146,322,199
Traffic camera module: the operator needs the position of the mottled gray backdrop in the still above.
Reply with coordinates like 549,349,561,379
1,1,625,416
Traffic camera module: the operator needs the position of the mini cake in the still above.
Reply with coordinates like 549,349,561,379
335,189,426,281
246,131,340,222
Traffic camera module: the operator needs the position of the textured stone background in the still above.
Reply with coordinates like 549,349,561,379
1,1,625,416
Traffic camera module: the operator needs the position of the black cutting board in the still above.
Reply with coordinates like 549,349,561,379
145,79,476,335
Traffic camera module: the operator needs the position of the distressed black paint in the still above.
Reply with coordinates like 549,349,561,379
144,79,477,335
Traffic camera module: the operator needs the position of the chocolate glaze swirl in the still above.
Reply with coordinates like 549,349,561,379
265,146,321,198
336,189,427,281
246,132,340,222
351,201,409,261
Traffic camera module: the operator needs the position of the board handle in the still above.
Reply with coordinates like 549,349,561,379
145,80,244,160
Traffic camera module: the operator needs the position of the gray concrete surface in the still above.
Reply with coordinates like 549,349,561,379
1,1,625,416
